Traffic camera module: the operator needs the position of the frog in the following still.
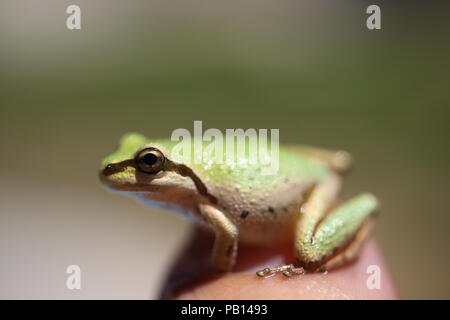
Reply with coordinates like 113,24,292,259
99,132,378,277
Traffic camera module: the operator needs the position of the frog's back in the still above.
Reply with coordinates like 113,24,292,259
195,144,331,192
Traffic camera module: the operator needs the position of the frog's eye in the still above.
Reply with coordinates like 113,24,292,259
135,148,165,174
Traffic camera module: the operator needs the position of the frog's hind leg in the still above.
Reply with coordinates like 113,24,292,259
315,216,375,271
295,192,378,272
289,145,353,174
257,174,341,277
256,175,378,277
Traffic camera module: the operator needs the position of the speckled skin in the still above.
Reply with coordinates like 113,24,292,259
99,133,378,274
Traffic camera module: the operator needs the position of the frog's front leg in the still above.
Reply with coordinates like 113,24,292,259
198,204,238,272
257,174,378,277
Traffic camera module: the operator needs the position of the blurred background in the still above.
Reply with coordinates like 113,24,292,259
1,0,449,299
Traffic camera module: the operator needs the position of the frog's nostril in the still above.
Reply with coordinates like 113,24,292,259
102,164,116,176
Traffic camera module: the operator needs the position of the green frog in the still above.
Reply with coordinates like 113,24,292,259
99,133,378,277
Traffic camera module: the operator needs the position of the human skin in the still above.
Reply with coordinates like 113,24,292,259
160,228,398,300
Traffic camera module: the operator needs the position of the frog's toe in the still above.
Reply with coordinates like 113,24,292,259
256,264,304,278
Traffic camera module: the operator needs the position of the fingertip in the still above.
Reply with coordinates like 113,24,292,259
162,232,398,300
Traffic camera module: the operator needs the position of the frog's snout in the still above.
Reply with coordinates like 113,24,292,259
101,164,116,177
98,159,139,190
99,159,134,177
98,163,120,187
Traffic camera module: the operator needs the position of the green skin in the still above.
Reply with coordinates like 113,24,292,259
99,133,378,276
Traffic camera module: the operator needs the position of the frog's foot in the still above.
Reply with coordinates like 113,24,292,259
256,264,305,278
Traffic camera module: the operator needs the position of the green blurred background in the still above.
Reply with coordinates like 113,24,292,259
1,0,449,299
